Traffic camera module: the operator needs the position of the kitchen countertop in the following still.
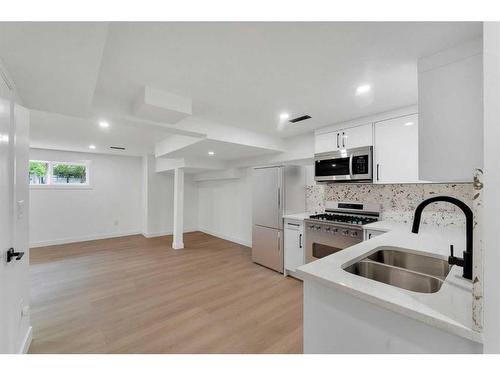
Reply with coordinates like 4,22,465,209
282,212,311,221
296,220,482,344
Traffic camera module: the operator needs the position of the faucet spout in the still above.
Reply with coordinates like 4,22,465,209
411,196,473,280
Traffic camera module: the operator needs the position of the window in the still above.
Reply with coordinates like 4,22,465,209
29,161,49,185
29,160,90,188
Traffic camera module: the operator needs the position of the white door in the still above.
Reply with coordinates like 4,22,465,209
0,81,31,353
342,123,373,149
374,114,419,183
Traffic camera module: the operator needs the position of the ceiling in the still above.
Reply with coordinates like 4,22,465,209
29,110,173,156
0,22,483,154
160,138,281,161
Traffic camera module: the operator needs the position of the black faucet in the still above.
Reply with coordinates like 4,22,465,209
411,196,473,280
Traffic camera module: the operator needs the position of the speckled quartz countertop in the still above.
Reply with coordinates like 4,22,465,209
296,220,482,344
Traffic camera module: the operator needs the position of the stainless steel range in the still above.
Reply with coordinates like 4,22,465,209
305,202,380,263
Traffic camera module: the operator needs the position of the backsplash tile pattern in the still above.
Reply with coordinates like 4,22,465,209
306,183,473,227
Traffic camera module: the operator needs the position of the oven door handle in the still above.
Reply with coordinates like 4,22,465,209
349,153,354,179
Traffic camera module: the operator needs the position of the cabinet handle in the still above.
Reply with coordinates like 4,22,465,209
368,233,372,239
336,133,340,148
376,164,380,181
299,233,302,248
277,187,280,208
342,132,345,148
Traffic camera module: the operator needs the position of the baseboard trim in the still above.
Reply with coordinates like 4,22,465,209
19,326,32,354
30,231,142,248
30,228,250,248
198,228,251,247
142,228,198,238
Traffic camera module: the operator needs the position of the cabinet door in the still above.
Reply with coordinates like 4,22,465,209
342,123,373,149
315,132,340,154
418,40,482,182
364,229,386,241
284,222,304,272
374,114,419,183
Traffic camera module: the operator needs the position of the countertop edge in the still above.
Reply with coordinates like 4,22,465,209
296,268,483,344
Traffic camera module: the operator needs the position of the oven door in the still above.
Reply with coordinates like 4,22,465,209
305,224,362,263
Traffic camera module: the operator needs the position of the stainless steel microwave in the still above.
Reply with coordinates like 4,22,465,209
314,146,373,182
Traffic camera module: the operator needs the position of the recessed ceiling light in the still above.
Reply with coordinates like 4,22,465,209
208,151,215,156
355,84,371,95
89,145,96,150
99,120,110,128
404,122,414,126
279,113,290,120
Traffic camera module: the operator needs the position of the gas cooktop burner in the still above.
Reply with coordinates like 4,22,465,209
308,213,378,226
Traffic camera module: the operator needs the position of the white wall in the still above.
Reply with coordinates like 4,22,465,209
29,148,144,247
142,154,198,237
483,21,500,353
197,168,252,246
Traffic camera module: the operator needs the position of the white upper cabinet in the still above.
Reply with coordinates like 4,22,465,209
315,132,339,154
315,123,373,154
418,39,483,182
341,123,373,149
374,114,419,184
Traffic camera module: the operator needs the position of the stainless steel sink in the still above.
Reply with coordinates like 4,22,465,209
344,260,444,293
366,248,450,280
343,248,450,293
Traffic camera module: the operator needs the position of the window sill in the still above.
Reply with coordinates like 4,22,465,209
30,184,93,190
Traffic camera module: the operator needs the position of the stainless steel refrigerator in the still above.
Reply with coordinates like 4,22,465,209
252,165,305,273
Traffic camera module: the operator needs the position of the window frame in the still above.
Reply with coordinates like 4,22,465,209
29,159,92,190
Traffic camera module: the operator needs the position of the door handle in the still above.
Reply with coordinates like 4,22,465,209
336,133,340,148
376,164,380,181
342,132,345,148
299,233,303,249
6,248,24,263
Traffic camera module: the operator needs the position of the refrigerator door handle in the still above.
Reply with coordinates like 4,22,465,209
278,231,281,254
277,187,280,208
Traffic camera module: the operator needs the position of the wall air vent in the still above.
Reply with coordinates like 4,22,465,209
289,115,311,123
110,146,126,150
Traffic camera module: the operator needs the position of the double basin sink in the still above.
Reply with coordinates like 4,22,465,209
343,248,451,294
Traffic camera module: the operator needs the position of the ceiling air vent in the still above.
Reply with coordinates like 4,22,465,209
110,146,126,150
289,115,311,123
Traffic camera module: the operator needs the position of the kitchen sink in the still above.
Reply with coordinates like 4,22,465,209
366,248,451,280
343,248,450,293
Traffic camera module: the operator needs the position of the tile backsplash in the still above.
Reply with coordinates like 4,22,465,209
306,183,474,227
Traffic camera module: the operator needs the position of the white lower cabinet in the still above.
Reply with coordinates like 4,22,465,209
363,229,386,241
284,219,305,276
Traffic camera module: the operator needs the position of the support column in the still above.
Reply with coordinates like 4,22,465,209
172,167,184,249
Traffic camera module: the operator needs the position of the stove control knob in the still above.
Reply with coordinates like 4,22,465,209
351,231,358,237
342,229,349,236
332,228,338,233
325,227,331,232
315,226,322,231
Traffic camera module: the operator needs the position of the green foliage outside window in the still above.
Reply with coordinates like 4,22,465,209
53,164,86,183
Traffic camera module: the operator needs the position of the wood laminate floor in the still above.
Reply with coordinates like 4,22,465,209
28,232,303,353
